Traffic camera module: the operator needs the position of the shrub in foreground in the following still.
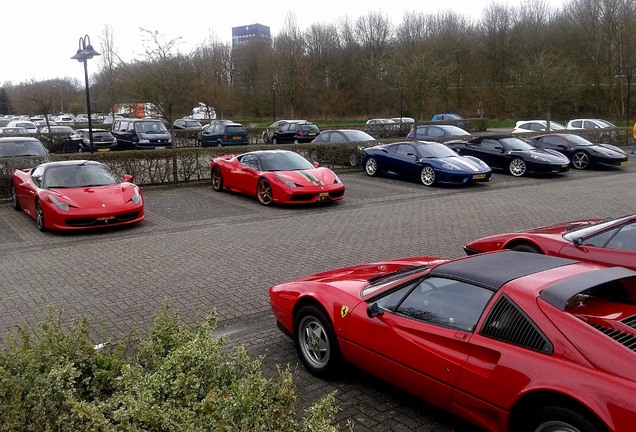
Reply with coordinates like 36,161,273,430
0,303,338,431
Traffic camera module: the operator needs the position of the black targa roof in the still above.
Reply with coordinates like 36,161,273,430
430,250,578,291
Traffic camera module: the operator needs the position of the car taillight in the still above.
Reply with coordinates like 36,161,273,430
298,129,304,136
223,135,228,140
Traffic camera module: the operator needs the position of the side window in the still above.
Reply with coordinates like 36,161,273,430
605,222,636,251
540,136,562,148
31,166,44,187
395,144,415,156
571,120,581,128
240,154,259,170
583,226,621,247
331,132,346,143
479,139,500,150
429,127,444,137
380,276,493,331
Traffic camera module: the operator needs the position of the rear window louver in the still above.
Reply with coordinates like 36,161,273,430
587,315,636,352
481,295,553,354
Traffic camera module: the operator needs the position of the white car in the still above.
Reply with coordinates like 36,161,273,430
511,120,566,134
566,118,615,129
54,115,76,125
7,120,37,134
366,118,397,125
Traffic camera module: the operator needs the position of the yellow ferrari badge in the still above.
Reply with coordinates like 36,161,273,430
341,305,349,318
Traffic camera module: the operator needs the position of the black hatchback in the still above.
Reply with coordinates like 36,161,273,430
271,122,320,144
63,129,118,153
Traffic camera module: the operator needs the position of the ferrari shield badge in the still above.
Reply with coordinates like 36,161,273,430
340,305,349,318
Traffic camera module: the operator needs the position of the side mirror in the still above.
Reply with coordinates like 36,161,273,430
495,145,503,151
312,161,319,168
366,302,384,318
573,236,583,246
123,174,133,183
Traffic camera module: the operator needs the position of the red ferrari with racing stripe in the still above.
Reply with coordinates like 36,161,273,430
464,214,636,271
10,160,144,231
210,149,344,205
269,250,636,432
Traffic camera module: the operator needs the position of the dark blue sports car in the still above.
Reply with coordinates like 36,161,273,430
361,141,492,186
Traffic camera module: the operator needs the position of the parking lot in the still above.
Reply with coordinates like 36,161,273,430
1,162,635,431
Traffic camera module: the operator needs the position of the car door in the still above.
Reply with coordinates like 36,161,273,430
390,143,421,179
227,154,260,194
341,276,493,408
557,221,636,270
275,123,295,143
17,166,44,217
462,139,503,168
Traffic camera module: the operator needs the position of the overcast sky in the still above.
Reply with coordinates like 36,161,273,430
1,0,567,85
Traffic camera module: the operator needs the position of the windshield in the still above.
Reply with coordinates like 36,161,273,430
548,122,566,130
565,134,594,146
500,137,537,151
417,142,460,158
43,163,121,188
135,121,168,133
345,130,375,141
259,152,314,171
563,215,633,241
361,265,431,297
0,139,48,157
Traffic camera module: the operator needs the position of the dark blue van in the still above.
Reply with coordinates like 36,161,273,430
199,122,248,147
111,118,172,150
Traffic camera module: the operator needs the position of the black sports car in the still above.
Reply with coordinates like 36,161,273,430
526,133,628,170
445,135,570,177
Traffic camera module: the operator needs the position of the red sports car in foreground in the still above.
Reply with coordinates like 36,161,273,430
464,214,636,270
10,160,144,231
210,149,344,205
269,250,636,432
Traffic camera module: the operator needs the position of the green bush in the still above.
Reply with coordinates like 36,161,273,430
0,302,338,432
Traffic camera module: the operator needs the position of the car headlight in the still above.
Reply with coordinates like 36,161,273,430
275,175,298,188
139,139,150,143
530,154,547,161
48,194,69,211
130,186,141,204
441,163,459,170
333,174,342,184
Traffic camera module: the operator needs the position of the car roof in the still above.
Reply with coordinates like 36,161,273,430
430,250,578,291
38,160,102,168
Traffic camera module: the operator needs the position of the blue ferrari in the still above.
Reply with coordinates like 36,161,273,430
361,141,492,186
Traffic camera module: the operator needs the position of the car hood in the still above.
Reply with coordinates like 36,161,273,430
271,168,338,187
511,149,569,163
48,183,138,208
523,218,603,235
591,143,627,156
432,156,490,172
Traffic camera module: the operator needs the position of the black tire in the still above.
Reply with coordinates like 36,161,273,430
572,151,590,170
256,178,273,205
10,183,21,211
510,243,542,253
420,166,436,186
509,158,527,177
35,199,46,232
217,141,223,148
295,305,341,377
365,157,378,176
293,139,299,144
519,405,606,432
211,167,223,192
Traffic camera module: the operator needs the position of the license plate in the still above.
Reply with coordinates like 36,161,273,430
308,133,316,136
155,147,166,150
97,216,115,221
621,161,629,166
562,164,569,168
319,192,329,197
233,136,242,140
473,174,486,179
97,148,110,152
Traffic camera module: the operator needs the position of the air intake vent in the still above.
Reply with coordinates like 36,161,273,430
622,315,636,330
481,296,553,354
589,323,636,352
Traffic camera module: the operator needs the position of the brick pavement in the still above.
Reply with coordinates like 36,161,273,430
1,163,635,431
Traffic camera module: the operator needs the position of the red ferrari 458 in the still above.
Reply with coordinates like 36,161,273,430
269,250,636,432
210,149,345,205
10,160,144,231
464,214,636,271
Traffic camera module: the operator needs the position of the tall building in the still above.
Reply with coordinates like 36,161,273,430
231,24,271,47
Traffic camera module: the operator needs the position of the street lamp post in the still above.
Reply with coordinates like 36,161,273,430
270,84,277,121
615,66,636,146
71,35,100,153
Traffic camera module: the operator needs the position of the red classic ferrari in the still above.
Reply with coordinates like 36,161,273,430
464,214,636,270
210,150,345,205
10,160,144,231
269,250,636,432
